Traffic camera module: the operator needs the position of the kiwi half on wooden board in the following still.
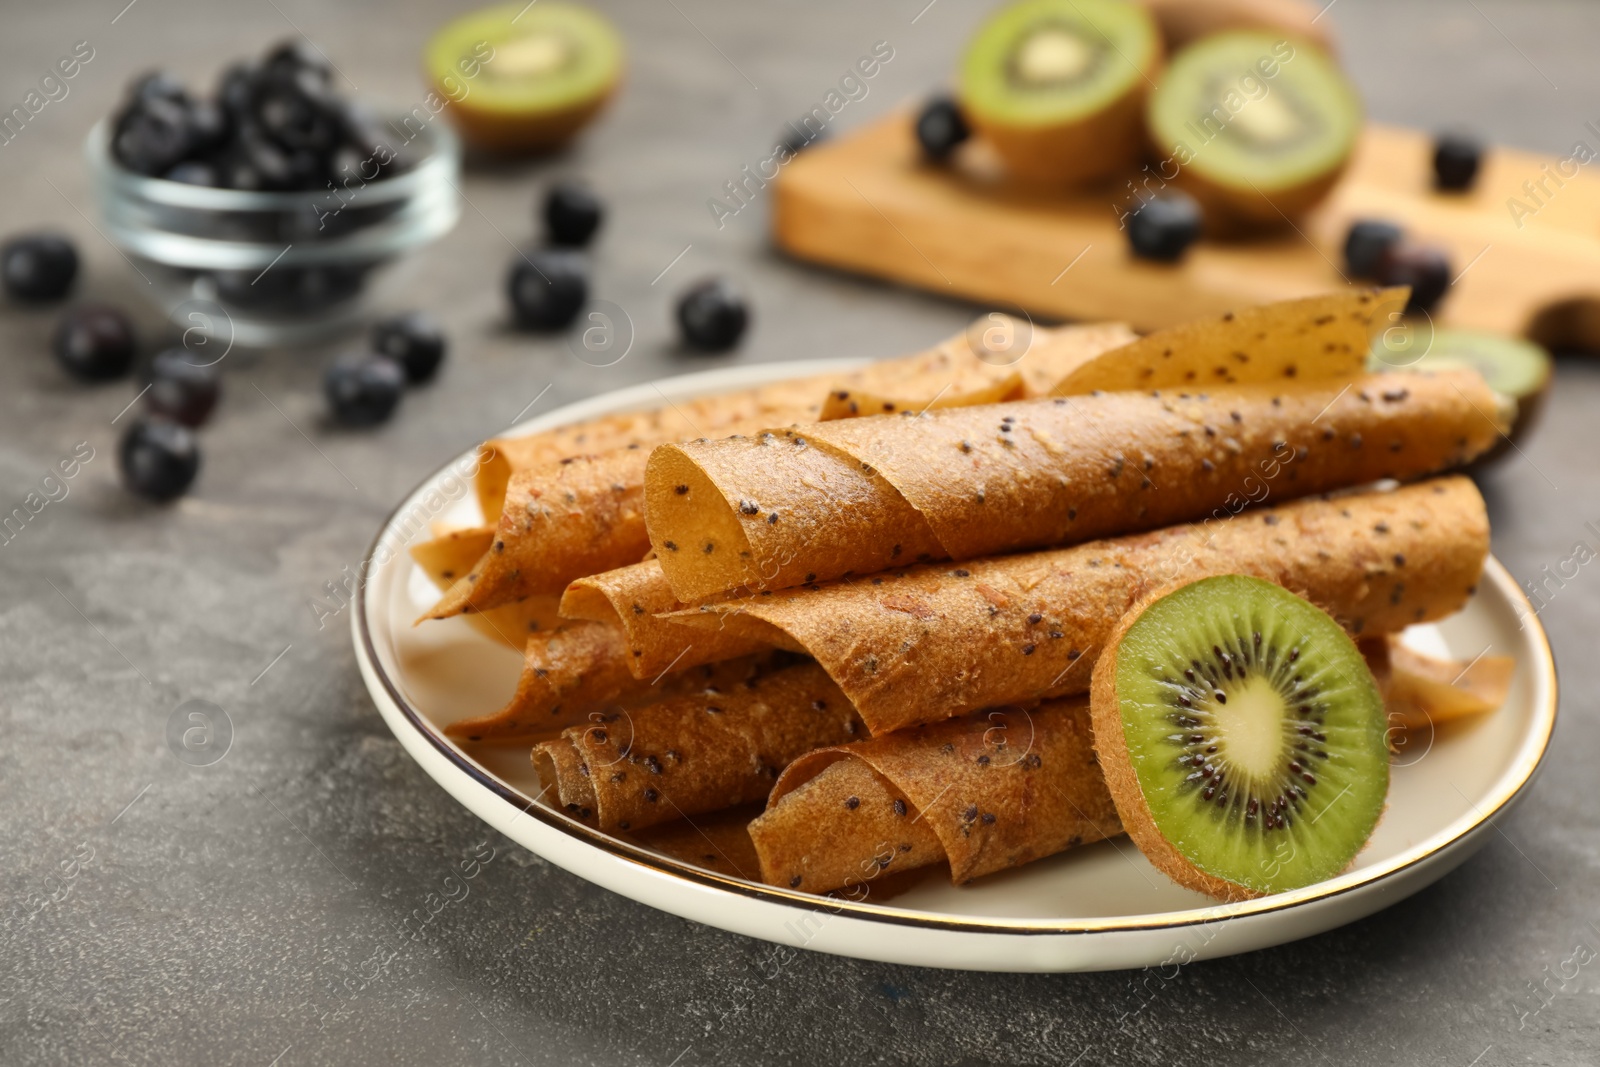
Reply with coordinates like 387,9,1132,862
958,0,1162,185
427,1,623,154
1146,31,1360,228
1090,575,1389,901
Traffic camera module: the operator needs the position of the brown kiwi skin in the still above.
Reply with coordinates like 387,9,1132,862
969,63,1160,186
434,77,621,154
1089,580,1264,903
1168,157,1348,235
1135,0,1336,57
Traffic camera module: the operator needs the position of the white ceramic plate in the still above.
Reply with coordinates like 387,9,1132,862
354,359,1558,973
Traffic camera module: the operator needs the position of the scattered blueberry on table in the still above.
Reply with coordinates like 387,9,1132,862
145,348,221,428
324,351,406,427
373,311,448,384
53,304,137,381
676,277,749,351
543,181,604,247
2,233,79,302
508,252,588,331
119,417,201,502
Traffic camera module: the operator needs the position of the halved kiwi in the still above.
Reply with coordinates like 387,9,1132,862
1090,575,1389,901
1146,31,1360,228
426,1,623,154
1372,328,1551,465
958,0,1162,185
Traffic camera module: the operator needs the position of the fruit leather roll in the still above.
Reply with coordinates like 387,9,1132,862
532,661,862,833
423,322,1137,621
444,619,772,744
645,370,1503,600
473,321,1134,520
409,526,562,649
665,477,1489,735
748,699,1119,893
561,560,769,678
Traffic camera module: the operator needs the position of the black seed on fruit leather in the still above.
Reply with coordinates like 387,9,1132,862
980,813,996,825
976,755,990,765
962,805,978,822
789,875,803,887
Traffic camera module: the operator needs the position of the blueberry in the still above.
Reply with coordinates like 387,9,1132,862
129,70,188,106
507,252,587,330
778,122,828,157
112,97,193,176
372,311,447,383
262,38,334,88
53,305,137,381
914,96,969,162
1343,219,1402,278
1377,242,1452,314
144,348,221,427
120,418,201,501
2,233,78,301
217,61,260,122
676,277,749,351
543,181,603,247
235,125,297,189
255,66,341,155
165,161,220,186
324,353,404,426
186,99,230,154
1433,133,1482,192
1127,194,1202,263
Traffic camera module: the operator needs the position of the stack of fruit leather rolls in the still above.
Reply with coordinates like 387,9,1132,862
466,363,1500,738
666,477,1488,734
418,321,1136,621
644,370,1502,600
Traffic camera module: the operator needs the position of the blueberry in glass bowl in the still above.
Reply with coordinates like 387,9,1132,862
88,43,460,348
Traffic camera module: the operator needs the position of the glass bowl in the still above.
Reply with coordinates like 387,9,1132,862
86,118,461,348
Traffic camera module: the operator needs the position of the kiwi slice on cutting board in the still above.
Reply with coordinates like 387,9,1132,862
1146,31,1360,228
1090,575,1389,901
958,0,1163,185
1371,328,1552,464
426,1,623,154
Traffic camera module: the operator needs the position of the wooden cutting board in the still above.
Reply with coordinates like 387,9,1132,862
773,111,1600,349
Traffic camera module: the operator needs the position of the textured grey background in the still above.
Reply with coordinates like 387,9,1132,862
2,0,1597,1064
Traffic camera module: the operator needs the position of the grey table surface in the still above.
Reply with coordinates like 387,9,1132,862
2,0,1598,1064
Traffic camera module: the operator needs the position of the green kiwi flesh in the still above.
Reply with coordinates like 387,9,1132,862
959,0,1161,183
426,1,623,152
1146,31,1360,225
1112,575,1388,895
